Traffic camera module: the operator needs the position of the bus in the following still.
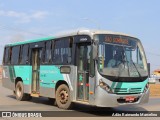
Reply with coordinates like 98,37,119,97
2,29,149,109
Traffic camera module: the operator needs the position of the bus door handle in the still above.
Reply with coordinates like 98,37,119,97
84,71,89,74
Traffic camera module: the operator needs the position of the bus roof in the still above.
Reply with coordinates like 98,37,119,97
5,29,137,47
54,29,136,39
5,36,55,47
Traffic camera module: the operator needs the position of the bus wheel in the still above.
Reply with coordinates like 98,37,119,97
15,81,29,101
25,94,32,101
13,90,16,95
56,84,72,109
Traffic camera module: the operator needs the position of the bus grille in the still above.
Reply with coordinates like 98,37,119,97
114,88,142,94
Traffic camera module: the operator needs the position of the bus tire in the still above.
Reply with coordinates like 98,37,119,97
56,84,72,109
48,98,56,106
13,90,16,95
15,81,29,101
25,94,32,101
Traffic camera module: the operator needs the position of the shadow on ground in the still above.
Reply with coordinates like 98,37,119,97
7,95,148,117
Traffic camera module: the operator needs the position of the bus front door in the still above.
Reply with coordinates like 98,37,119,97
76,43,91,101
31,49,40,96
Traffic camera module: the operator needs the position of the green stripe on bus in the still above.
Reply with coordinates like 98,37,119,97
14,66,32,85
13,65,64,88
6,36,55,46
40,65,64,88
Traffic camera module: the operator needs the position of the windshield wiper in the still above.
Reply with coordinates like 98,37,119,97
131,61,143,80
117,37,130,78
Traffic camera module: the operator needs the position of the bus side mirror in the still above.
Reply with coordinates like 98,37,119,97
92,44,97,60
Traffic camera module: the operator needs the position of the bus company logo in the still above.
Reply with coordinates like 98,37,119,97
80,38,87,41
2,112,11,117
1,112,42,117
128,88,132,92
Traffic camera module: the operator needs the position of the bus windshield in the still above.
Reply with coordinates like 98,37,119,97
95,34,148,81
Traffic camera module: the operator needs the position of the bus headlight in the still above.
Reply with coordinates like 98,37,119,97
99,79,113,93
143,83,149,93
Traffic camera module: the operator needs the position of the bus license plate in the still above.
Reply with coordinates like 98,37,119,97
125,96,135,102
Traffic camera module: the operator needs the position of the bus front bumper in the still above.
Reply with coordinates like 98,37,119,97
95,87,149,107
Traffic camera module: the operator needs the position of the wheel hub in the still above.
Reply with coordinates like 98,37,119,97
59,90,68,104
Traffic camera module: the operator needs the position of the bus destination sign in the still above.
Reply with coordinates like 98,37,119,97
105,36,129,45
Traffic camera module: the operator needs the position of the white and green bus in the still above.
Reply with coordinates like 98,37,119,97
2,29,149,109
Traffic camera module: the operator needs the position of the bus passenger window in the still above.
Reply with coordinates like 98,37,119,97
11,46,20,65
44,41,52,64
20,45,29,64
4,47,9,65
39,48,44,64
8,47,12,64
53,37,72,64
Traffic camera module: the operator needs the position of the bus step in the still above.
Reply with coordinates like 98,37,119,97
31,93,40,97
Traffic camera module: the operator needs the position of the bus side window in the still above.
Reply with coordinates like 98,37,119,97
51,40,55,63
8,47,12,64
44,41,52,64
53,37,72,64
39,48,44,64
3,47,9,65
19,46,22,64
68,37,73,63
20,45,29,64
53,40,60,64
11,46,20,65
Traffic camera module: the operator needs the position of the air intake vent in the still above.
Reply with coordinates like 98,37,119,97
114,88,142,94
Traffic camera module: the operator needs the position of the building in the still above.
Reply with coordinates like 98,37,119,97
152,69,160,82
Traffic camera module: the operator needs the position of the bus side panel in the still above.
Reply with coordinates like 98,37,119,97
63,66,77,101
39,65,64,98
2,66,15,90
39,65,76,100
89,76,96,105
14,66,32,94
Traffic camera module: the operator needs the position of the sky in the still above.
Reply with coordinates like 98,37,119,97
0,0,160,73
